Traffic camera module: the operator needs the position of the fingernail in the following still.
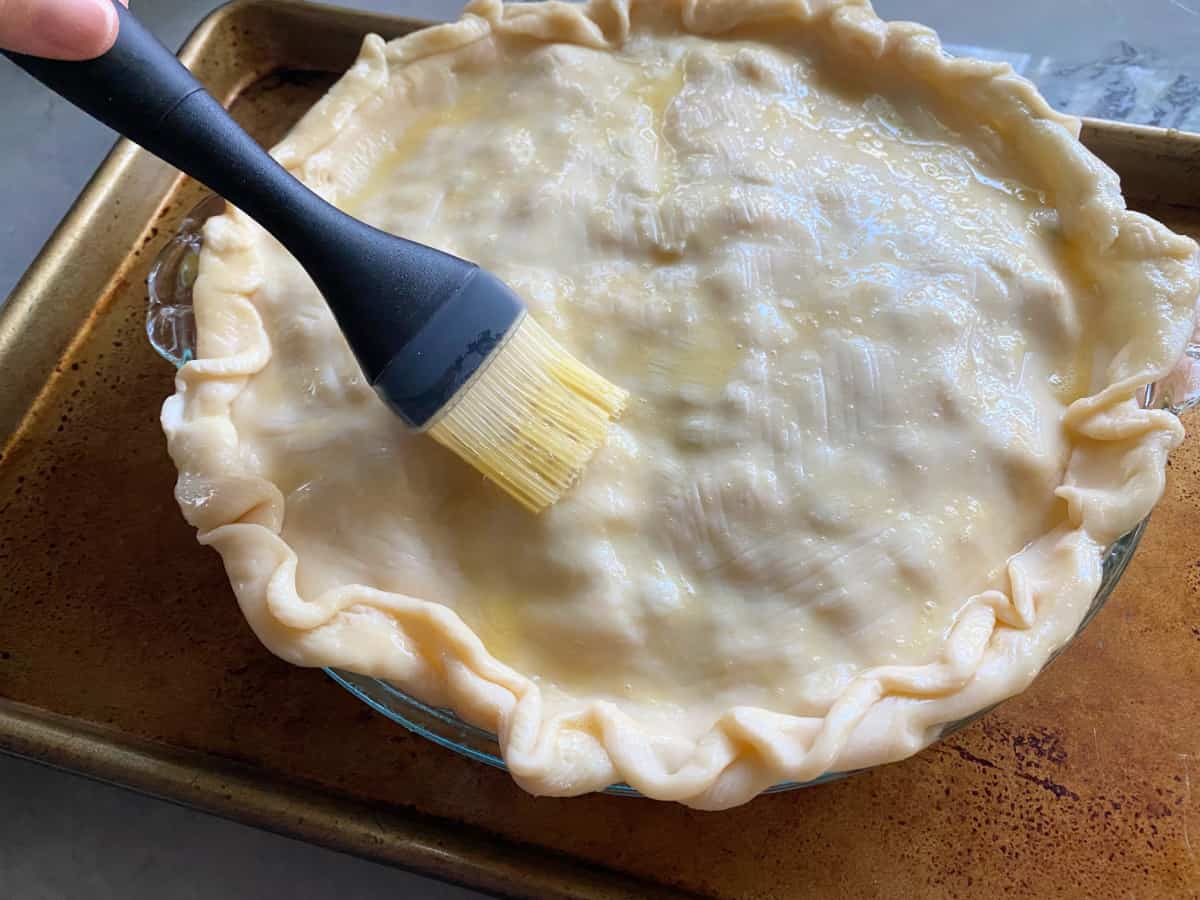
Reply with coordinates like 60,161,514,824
33,0,119,61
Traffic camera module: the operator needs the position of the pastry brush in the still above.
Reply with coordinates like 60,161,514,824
3,3,627,513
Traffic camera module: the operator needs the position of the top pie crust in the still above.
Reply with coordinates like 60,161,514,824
163,0,1200,809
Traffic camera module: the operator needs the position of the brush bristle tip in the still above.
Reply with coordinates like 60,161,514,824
427,316,628,513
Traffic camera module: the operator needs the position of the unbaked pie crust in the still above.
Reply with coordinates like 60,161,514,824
163,0,1200,809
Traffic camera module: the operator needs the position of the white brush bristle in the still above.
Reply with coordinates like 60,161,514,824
427,315,629,513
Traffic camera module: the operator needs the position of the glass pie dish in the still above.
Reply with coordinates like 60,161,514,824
150,196,1200,796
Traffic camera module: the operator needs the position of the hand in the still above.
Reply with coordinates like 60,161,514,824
0,0,128,61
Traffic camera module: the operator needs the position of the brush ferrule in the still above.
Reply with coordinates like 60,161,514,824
371,268,524,428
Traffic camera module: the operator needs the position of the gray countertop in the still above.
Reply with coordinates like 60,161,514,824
2,1,1199,897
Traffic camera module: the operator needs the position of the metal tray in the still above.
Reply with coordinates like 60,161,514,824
2,2,1200,896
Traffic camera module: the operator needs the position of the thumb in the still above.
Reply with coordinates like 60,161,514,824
0,0,124,61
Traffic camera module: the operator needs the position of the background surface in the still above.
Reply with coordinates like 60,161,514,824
2,0,1199,897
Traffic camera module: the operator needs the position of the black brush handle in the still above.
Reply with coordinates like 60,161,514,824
2,1,491,385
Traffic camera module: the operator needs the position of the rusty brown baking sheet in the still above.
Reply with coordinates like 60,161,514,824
2,1,1200,897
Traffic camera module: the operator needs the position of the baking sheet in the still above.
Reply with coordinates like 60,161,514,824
2,2,1199,897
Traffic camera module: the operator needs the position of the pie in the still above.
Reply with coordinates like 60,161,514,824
162,0,1200,809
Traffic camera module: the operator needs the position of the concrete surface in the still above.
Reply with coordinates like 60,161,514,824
0,755,483,900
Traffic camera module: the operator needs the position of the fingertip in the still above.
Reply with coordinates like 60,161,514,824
22,0,119,60
96,0,120,54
